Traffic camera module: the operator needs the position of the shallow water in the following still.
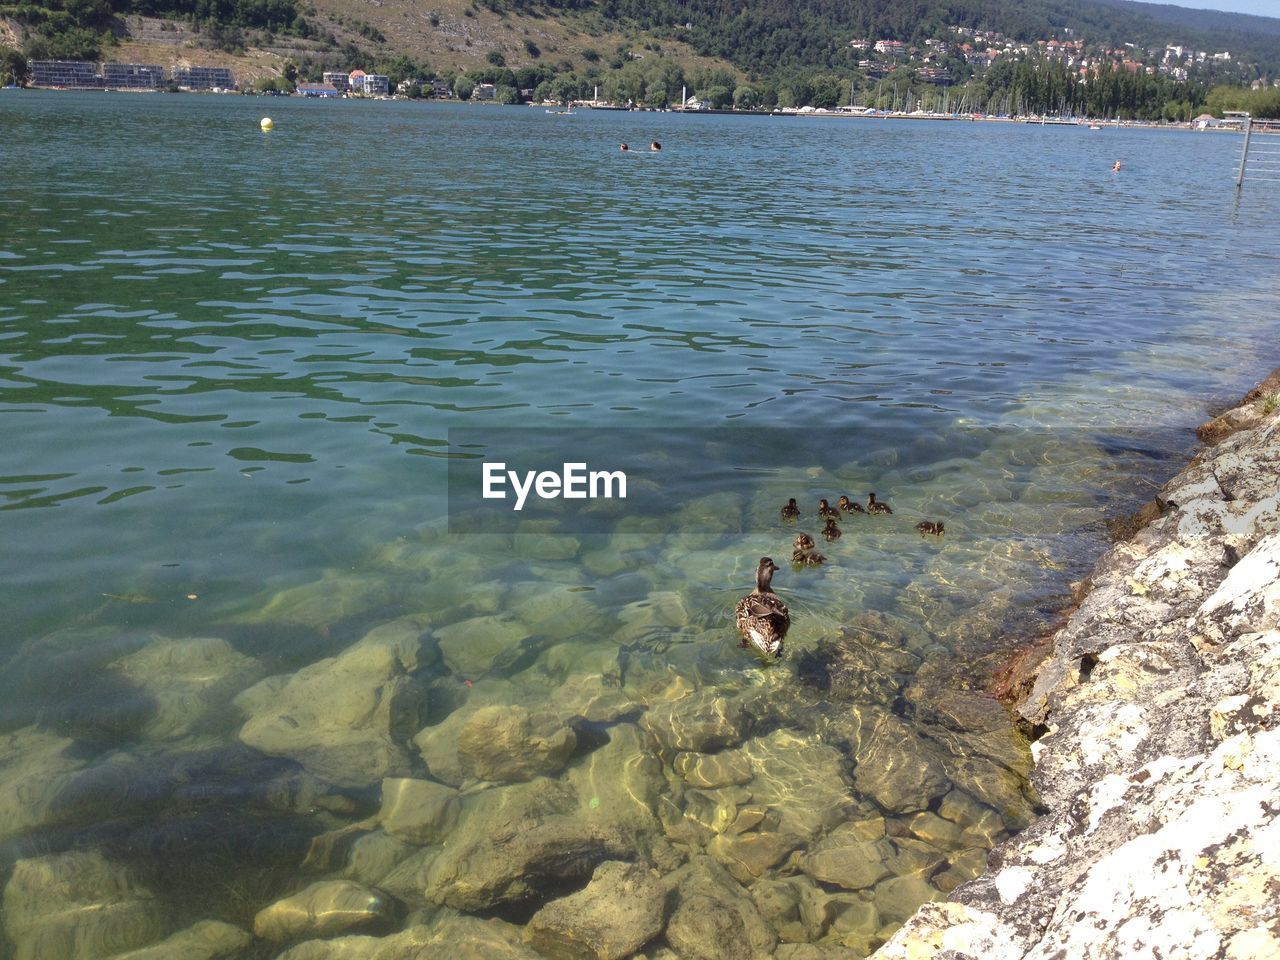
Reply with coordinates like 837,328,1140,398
1,93,1279,957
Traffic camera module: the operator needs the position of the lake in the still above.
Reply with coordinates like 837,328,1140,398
1,91,1278,958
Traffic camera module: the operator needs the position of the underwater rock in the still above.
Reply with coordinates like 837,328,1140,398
239,574,396,629
773,945,866,960
512,521,582,561
873,872,941,925
802,837,892,892
615,591,694,647
524,860,667,960
641,691,748,754
3,850,169,960
109,920,252,960
341,830,416,889
740,729,856,841
706,831,800,884
253,880,397,942
456,705,578,783
425,724,671,913
237,639,424,788
664,856,778,960
434,615,529,678
424,778,633,912
0,726,88,843
851,713,950,815
110,636,265,742
545,673,639,725
377,777,460,845
352,616,439,673
672,749,754,789
274,920,542,960
509,582,606,640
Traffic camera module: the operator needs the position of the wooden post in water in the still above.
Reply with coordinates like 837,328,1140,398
1231,111,1253,191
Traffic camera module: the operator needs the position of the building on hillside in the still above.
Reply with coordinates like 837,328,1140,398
429,80,452,98
322,71,349,91
361,74,389,95
347,69,366,91
28,60,102,88
172,66,235,90
472,83,496,100
102,63,164,89
297,82,341,97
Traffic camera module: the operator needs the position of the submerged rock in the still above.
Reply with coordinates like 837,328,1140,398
237,639,424,788
377,777,460,845
456,705,578,783
641,691,749,754
110,636,265,742
109,920,252,960
851,713,949,815
253,880,397,942
0,726,88,843
273,920,541,960
3,850,169,960
423,778,634,913
664,856,778,960
524,860,667,960
434,615,530,678
239,574,397,629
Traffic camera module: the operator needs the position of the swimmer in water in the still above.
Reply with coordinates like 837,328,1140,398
620,143,629,152
1112,159,1122,172
650,141,661,151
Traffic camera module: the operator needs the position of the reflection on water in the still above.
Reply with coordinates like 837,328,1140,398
1,92,1278,957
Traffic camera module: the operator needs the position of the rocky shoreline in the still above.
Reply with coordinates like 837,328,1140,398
875,368,1280,960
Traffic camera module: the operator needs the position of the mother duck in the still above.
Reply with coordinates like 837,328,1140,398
735,557,790,659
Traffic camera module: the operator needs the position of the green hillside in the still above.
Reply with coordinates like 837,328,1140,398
3,0,1279,118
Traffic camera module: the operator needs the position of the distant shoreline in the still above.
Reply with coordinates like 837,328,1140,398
5,87,1277,136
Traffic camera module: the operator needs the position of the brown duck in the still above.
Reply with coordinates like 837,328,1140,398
780,498,801,521
734,557,789,658
818,498,840,520
916,520,945,536
837,495,866,515
822,518,841,542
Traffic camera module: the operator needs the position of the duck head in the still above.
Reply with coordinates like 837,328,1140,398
755,556,778,591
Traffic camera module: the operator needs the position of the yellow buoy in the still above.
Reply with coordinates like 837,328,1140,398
260,117,274,131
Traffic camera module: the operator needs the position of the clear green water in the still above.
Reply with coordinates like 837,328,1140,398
1,92,1278,957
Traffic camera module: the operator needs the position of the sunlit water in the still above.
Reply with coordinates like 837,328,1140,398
1,92,1278,957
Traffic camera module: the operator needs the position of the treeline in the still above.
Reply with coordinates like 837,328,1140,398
1203,84,1280,120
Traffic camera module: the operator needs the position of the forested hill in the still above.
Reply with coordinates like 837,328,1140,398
1093,0,1280,40
580,0,1280,74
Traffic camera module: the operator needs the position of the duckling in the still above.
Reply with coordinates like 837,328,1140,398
822,518,842,542
791,533,825,566
837,495,866,515
915,520,945,537
780,498,801,521
818,498,840,520
734,557,789,658
867,492,893,515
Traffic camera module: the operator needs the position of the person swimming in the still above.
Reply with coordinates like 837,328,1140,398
1112,159,1122,172
650,141,661,151
620,143,629,152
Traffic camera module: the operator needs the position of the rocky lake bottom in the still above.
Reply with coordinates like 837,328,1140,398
3,427,1176,960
